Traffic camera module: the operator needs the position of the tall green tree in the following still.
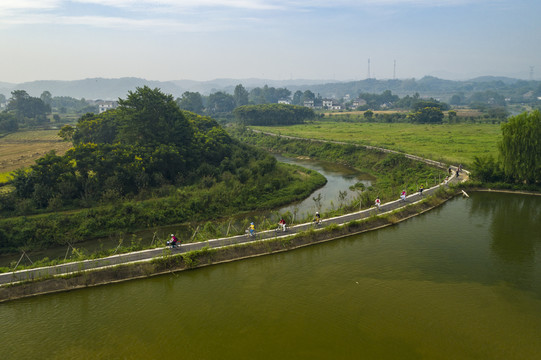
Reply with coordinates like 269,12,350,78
177,91,204,114
292,90,303,105
301,90,315,103
499,110,541,183
206,91,235,115
7,90,51,120
0,112,18,132
408,107,444,124
233,104,314,125
117,86,194,150
233,84,249,107
40,91,52,106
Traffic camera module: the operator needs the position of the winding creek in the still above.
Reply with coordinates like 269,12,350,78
1,156,541,359
0,155,373,268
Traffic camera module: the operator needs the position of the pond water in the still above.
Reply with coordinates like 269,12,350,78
2,191,540,359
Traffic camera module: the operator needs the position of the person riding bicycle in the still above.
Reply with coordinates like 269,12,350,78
375,196,381,209
278,218,287,232
167,234,179,248
400,190,406,201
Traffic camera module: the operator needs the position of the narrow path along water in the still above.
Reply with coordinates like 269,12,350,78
0,154,372,268
0,164,460,286
0,134,469,285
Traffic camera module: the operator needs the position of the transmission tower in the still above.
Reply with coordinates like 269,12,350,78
530,66,534,80
393,60,396,80
367,58,371,79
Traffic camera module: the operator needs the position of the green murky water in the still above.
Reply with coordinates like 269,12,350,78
1,192,540,359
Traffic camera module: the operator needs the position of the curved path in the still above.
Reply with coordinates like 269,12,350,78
252,129,454,170
0,135,469,286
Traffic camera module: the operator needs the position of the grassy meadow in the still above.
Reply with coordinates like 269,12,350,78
252,121,502,166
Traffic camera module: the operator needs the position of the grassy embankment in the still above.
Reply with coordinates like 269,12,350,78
0,160,325,257
251,121,502,167
0,187,454,301
231,127,446,212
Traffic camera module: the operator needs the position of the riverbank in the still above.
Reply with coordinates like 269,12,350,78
0,188,455,302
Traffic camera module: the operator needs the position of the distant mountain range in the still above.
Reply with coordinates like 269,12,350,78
0,76,537,101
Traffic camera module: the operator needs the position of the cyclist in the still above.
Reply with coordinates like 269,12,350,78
167,234,179,248
375,196,381,209
400,190,406,201
278,218,287,232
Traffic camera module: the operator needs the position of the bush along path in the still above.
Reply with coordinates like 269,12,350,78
0,159,468,288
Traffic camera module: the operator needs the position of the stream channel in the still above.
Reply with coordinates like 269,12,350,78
0,155,373,268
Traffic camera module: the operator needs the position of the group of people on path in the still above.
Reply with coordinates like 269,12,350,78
374,183,429,210
171,166,462,247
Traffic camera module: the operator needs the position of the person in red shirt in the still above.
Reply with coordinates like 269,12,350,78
278,218,287,232
168,234,179,248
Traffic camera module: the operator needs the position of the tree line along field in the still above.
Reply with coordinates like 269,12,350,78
323,108,484,118
252,122,502,166
0,130,72,182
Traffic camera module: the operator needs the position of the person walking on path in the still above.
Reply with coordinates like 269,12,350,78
375,196,381,210
418,184,424,196
400,190,407,202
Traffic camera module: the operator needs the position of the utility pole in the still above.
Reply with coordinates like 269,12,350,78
393,60,396,80
367,58,371,79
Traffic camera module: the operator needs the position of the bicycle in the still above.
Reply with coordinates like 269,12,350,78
274,224,288,235
245,229,257,239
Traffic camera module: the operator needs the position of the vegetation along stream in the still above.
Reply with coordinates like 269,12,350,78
0,155,371,268
1,191,540,359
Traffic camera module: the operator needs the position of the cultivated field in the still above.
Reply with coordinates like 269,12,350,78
252,121,502,166
0,130,72,181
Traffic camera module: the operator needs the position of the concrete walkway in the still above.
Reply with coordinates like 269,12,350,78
0,132,470,286
0,170,468,286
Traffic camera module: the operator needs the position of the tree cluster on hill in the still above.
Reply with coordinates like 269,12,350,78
175,84,293,118
233,104,314,126
8,86,282,210
1,90,51,129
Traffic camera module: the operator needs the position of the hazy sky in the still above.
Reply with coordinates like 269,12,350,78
0,0,539,83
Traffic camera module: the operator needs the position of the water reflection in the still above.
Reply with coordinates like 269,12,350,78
274,154,373,217
3,193,541,359
470,192,541,293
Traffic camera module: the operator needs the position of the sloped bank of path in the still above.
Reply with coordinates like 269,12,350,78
0,140,468,302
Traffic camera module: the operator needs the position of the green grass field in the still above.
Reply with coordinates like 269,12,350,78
252,121,502,166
